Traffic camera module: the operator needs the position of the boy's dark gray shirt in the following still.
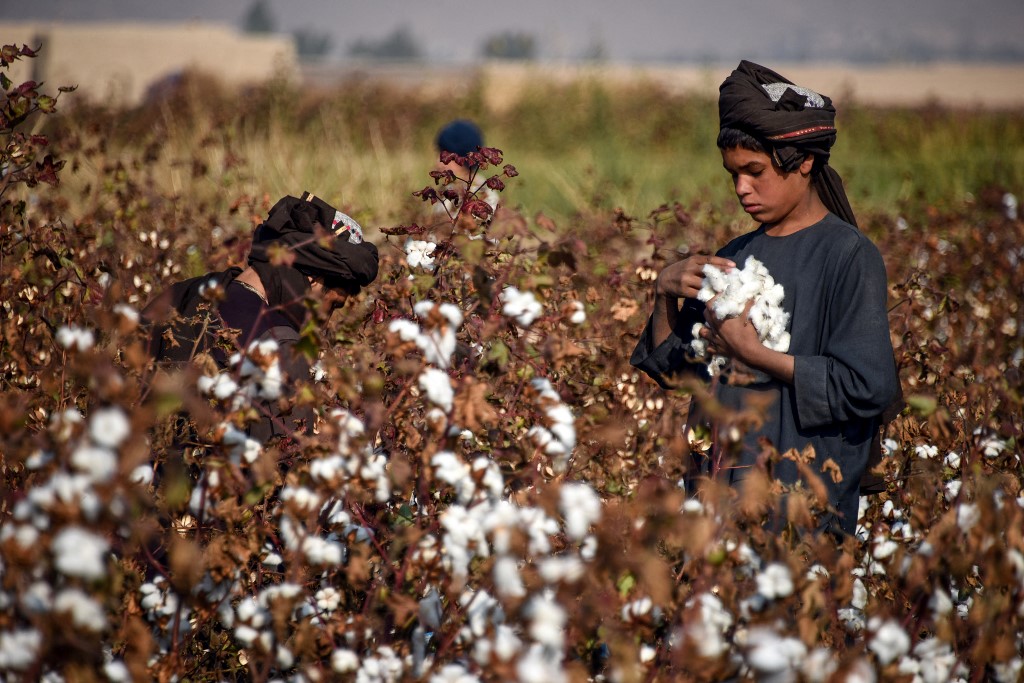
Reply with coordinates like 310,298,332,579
631,213,899,533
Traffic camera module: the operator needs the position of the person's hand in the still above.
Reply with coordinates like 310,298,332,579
655,255,736,299
701,298,761,363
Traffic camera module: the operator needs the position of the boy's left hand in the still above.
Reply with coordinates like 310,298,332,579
701,298,762,363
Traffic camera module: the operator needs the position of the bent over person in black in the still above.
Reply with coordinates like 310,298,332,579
631,61,900,536
143,192,379,443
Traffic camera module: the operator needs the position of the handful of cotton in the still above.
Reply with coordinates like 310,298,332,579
689,256,790,381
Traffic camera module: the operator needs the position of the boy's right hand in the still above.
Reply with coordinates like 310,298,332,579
655,255,736,299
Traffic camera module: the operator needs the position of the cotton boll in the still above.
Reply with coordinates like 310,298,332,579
560,483,601,540
526,594,566,650
89,407,131,449
755,562,794,599
868,618,911,665
332,648,360,673
405,239,437,270
52,527,109,581
54,588,106,632
493,556,526,598
501,287,543,327
419,368,454,412
70,445,119,482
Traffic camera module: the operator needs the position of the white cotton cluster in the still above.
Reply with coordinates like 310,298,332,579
526,378,576,473
742,627,807,680
279,485,323,514
306,412,391,503
868,617,911,665
217,423,262,465
754,562,794,603
405,239,437,271
1004,192,1019,221
683,592,733,658
196,373,239,400
51,526,110,581
14,472,100,529
419,368,454,412
352,645,404,683
897,637,969,682
559,483,601,541
430,663,481,683
70,445,118,483
567,300,586,325
278,513,344,566
88,406,131,449
500,287,543,327
473,624,522,666
690,256,790,378
112,303,139,324
55,325,95,351
517,642,567,683
389,300,463,368
0,629,42,671
525,592,566,650
621,596,653,623
54,588,107,632
228,339,284,400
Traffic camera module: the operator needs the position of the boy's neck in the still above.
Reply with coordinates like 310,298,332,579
764,193,829,237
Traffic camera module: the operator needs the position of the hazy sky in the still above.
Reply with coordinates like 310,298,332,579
2,0,1021,63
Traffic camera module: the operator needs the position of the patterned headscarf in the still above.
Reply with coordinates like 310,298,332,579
719,60,857,227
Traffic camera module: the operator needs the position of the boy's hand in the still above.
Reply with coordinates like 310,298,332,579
655,255,736,299
702,298,760,362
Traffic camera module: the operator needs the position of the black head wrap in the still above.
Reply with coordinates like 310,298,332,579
718,60,856,227
247,194,380,325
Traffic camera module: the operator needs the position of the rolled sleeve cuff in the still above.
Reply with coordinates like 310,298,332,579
793,355,832,429
630,319,703,390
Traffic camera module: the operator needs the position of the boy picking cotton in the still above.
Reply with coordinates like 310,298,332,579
631,61,900,536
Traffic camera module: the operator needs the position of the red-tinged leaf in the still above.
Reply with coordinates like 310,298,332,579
429,169,456,185
439,151,461,165
440,189,459,202
15,81,38,96
19,44,37,58
503,164,518,178
30,134,48,146
380,223,428,236
34,154,64,186
37,95,56,114
485,175,505,191
412,186,439,204
0,45,17,66
464,199,493,220
480,147,503,165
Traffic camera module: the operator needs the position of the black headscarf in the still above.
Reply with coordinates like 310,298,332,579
719,60,857,227
247,194,380,325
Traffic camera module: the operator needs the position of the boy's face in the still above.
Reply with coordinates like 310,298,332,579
721,146,815,229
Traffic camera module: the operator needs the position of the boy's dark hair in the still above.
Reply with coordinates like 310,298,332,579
716,127,767,153
717,126,826,175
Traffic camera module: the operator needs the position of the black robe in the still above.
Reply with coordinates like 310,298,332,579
631,213,900,534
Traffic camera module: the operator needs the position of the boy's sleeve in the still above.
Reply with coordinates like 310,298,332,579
630,298,709,389
792,242,900,429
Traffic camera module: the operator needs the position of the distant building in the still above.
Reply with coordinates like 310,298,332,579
2,21,297,105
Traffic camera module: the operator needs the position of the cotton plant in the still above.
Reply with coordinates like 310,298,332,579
689,256,790,380
388,300,464,369
405,239,438,271
500,286,543,327
526,377,576,473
